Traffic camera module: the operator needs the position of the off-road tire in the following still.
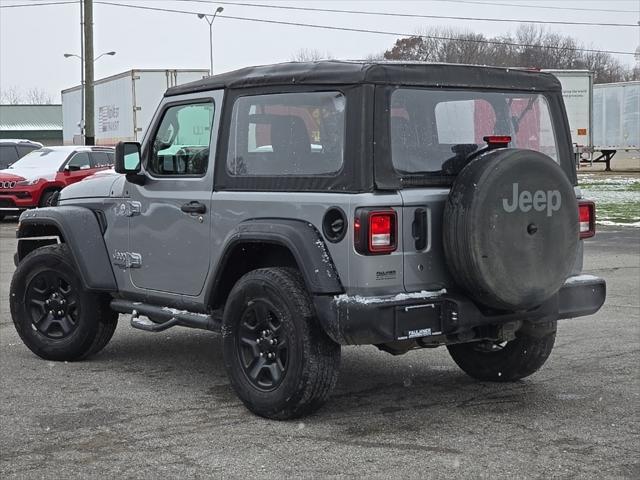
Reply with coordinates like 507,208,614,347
39,189,59,208
447,329,556,382
222,267,340,420
10,244,118,361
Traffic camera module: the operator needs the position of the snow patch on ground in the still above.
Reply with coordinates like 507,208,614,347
334,289,447,305
599,220,640,227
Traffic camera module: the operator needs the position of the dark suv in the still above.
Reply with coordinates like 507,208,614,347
0,139,42,169
11,62,606,419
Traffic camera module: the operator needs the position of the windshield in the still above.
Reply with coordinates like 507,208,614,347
6,148,70,170
390,89,559,176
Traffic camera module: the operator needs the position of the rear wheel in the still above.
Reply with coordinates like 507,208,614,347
447,328,556,382
222,267,340,420
10,244,118,361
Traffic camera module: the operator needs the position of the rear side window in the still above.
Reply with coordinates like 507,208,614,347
91,151,113,168
0,145,19,169
390,89,559,175
227,91,345,176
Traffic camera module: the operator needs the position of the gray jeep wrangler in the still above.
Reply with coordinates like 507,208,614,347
11,61,606,419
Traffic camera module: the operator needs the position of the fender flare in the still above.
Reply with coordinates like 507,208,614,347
17,207,117,292
211,218,344,298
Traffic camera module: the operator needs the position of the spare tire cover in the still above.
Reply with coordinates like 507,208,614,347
443,149,578,311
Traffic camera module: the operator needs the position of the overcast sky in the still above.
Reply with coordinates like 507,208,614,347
1,0,638,102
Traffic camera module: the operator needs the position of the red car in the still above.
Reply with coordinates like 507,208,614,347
0,146,114,219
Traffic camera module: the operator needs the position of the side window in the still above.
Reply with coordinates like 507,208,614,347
227,91,345,176
148,102,214,176
91,152,112,168
67,152,91,170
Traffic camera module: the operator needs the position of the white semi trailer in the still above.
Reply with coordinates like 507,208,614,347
62,69,209,146
543,70,593,159
592,81,640,170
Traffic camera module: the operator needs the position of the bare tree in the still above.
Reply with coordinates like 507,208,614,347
291,48,333,62
381,24,638,83
25,88,53,104
1,86,54,104
1,86,23,104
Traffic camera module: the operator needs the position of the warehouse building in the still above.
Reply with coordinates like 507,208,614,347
0,104,63,145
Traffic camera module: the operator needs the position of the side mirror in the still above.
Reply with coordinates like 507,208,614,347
115,141,142,174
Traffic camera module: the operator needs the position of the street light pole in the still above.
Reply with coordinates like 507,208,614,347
198,6,224,76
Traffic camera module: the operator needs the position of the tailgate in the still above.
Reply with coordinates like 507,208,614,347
399,188,454,292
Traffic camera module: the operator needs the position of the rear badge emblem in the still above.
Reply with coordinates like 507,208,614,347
503,183,561,217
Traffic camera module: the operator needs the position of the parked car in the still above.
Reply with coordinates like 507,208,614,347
0,146,114,218
11,62,606,420
0,139,43,169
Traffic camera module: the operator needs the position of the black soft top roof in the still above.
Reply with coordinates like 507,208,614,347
165,61,561,97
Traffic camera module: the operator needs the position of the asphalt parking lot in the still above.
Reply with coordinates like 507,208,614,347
1,218,638,479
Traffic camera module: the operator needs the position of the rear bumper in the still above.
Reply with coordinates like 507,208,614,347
314,275,606,345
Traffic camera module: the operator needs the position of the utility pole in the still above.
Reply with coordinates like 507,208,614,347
83,0,95,145
80,0,85,144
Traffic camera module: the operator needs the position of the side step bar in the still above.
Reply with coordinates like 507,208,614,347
110,299,222,333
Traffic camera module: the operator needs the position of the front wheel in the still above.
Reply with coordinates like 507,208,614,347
39,189,59,207
222,267,340,420
447,327,556,382
10,244,118,361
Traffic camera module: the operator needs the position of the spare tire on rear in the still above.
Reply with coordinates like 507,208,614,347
443,149,578,311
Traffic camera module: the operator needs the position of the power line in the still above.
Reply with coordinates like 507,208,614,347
431,0,638,14
93,1,637,56
0,1,75,8
169,0,639,28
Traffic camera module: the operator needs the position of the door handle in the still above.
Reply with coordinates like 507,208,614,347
181,201,207,214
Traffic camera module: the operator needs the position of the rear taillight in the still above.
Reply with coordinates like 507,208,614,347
578,200,595,239
354,208,397,255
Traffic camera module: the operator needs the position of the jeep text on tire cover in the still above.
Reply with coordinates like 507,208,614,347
11,62,606,420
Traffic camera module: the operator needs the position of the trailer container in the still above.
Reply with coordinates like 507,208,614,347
62,69,208,146
544,70,593,159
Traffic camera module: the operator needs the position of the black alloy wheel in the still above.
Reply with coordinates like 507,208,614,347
10,244,119,361
26,270,79,339
222,267,341,420
237,299,289,391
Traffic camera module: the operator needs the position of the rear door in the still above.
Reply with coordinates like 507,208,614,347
127,93,220,296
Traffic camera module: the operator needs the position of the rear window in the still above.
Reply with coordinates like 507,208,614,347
390,89,558,175
226,91,345,176
17,145,39,158
0,145,19,169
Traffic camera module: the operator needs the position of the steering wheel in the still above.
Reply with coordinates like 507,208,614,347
175,148,189,173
